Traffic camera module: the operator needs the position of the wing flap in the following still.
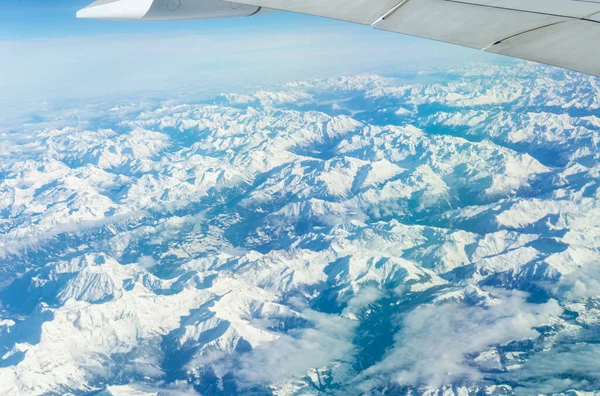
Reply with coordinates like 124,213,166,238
588,11,600,22
460,0,600,18
375,0,567,50
373,0,600,75
488,19,600,76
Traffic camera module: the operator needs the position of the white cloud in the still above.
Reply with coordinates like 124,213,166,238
511,343,600,395
358,288,562,390
229,303,357,388
552,262,600,301
137,256,157,270
0,211,144,260
342,285,386,318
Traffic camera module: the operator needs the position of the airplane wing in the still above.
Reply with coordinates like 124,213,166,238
78,0,600,77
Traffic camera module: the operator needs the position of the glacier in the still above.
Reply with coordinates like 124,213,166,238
0,63,599,395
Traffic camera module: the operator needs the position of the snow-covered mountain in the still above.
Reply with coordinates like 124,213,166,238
1,63,599,395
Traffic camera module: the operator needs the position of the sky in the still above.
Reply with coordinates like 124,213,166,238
0,0,328,39
0,1,505,128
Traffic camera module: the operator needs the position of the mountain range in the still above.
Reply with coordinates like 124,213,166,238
0,62,599,395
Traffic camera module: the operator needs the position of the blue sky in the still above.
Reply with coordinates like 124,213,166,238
0,1,503,128
1,0,186,38
0,0,338,39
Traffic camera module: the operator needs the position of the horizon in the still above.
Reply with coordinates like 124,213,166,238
0,1,505,130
